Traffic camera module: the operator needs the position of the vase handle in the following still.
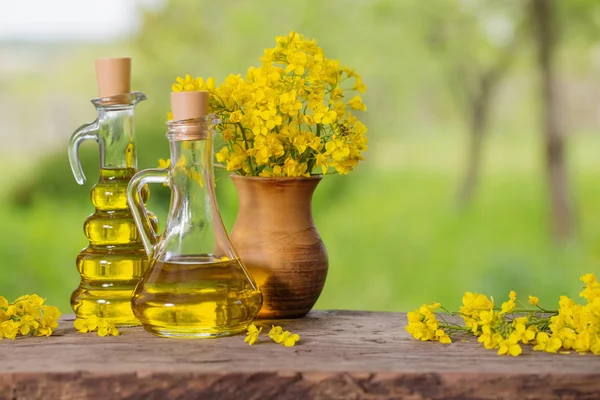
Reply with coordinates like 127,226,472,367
127,168,170,257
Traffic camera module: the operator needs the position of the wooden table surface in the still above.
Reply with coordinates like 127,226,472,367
0,310,599,400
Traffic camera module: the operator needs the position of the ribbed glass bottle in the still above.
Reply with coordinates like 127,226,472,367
68,92,157,326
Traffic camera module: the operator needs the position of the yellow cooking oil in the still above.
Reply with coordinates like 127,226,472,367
131,255,263,338
71,167,157,326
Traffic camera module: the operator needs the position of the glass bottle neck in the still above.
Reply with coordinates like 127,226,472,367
93,94,145,170
160,137,220,259
169,138,210,212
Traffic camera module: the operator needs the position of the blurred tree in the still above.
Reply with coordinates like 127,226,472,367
528,0,600,241
418,0,526,207
529,0,574,241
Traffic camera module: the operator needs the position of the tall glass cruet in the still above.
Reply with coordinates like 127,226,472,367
127,91,262,338
67,57,157,326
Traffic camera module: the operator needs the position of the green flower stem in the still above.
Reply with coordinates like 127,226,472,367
510,308,557,314
211,92,232,113
235,123,255,175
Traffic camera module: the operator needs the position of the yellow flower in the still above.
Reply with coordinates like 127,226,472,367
460,292,495,334
268,325,300,347
348,95,367,111
313,105,337,125
244,323,262,346
461,292,494,314
279,90,303,115
251,134,285,166
285,51,308,75
229,110,243,123
353,120,368,136
314,153,329,174
528,296,539,306
533,332,562,353
41,306,62,326
18,315,39,336
74,316,119,336
1,320,20,340
438,333,452,344
499,291,516,315
478,325,500,349
325,140,350,162
292,131,320,155
406,303,451,343
259,165,285,177
500,300,515,315
580,273,600,303
74,315,98,333
498,335,522,357
216,147,230,163
205,77,216,91
280,331,300,347
97,319,119,337
225,146,248,172
581,273,597,286
352,74,367,94
158,158,171,169
281,158,309,177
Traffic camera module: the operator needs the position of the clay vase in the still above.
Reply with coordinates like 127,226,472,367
229,175,328,319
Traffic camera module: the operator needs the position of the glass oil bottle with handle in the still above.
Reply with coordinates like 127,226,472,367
68,57,157,326
127,91,262,338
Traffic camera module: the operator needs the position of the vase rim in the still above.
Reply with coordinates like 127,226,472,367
230,174,323,182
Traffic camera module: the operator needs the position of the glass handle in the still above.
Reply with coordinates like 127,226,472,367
68,120,100,185
127,168,170,257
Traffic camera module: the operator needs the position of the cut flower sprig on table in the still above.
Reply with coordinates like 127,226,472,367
74,315,120,337
170,30,368,177
406,273,600,356
0,294,61,339
244,323,300,347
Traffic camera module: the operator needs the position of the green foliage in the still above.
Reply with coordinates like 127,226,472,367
3,0,600,313
559,0,600,40
3,132,598,313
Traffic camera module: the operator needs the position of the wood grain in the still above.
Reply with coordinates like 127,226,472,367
0,311,599,399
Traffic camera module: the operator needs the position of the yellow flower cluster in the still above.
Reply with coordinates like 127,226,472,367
406,302,452,344
171,31,368,177
406,273,600,356
0,294,61,339
543,274,600,354
74,315,120,337
244,323,300,347
459,291,538,356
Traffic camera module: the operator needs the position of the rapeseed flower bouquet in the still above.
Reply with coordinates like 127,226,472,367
0,295,61,339
407,273,600,356
170,31,368,177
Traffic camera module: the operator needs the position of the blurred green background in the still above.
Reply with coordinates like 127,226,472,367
1,0,599,313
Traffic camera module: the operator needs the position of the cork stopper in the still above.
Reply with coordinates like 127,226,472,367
171,91,209,121
95,57,131,97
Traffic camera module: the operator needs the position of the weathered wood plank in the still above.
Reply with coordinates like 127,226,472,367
0,311,598,400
